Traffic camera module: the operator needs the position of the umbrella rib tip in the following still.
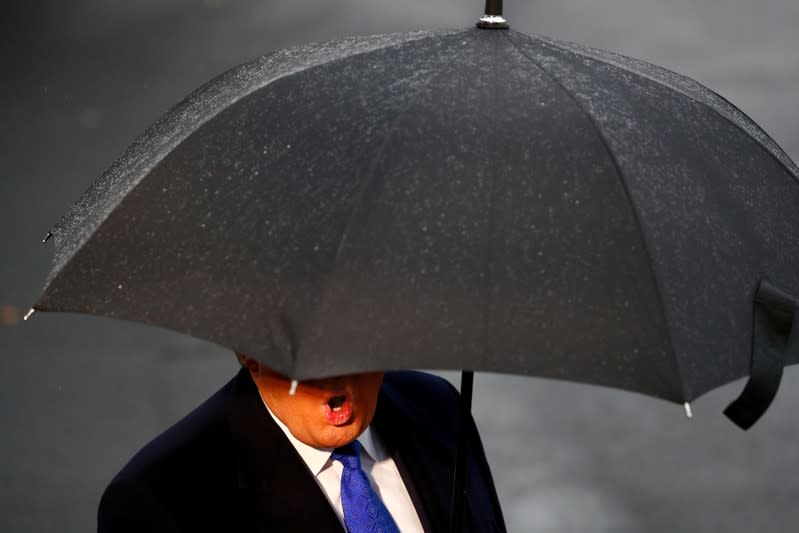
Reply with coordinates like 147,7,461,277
23,308,36,321
289,380,298,396
683,402,693,419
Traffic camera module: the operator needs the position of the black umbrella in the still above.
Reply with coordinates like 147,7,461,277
29,3,799,529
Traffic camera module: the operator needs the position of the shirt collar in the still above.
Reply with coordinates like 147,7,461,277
356,424,388,463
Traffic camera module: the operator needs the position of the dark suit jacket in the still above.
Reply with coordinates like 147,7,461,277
98,369,505,532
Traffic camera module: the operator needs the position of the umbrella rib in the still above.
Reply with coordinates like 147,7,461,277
503,32,688,403
526,33,799,185
480,31,504,372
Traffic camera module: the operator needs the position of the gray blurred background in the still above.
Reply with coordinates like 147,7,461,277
2,1,798,532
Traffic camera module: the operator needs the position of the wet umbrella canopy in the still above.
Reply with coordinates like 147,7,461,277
33,24,799,429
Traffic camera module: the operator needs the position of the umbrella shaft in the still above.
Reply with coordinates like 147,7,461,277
484,0,503,16
451,370,474,533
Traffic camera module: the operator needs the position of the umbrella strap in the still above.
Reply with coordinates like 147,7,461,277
724,279,799,429
450,370,474,533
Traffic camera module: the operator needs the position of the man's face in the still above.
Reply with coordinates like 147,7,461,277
244,357,384,449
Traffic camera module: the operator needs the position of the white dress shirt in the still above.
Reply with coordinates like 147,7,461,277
261,400,425,532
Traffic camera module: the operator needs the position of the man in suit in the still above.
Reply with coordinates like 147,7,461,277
98,355,506,532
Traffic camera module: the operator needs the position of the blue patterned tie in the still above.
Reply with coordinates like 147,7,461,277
331,440,401,533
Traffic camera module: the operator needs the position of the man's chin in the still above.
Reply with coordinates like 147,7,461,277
311,425,363,449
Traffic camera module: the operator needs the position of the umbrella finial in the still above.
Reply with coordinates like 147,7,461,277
477,0,509,29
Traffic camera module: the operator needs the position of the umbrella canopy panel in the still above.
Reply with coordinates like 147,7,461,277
37,29,799,405
510,35,799,402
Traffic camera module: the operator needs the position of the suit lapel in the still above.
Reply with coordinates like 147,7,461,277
373,383,455,533
227,369,345,532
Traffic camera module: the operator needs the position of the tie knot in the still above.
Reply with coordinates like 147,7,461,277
331,440,363,471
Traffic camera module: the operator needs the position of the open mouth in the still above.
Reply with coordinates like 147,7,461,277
323,393,352,426
328,395,346,411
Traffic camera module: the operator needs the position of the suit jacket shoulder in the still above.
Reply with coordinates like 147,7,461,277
98,369,343,533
